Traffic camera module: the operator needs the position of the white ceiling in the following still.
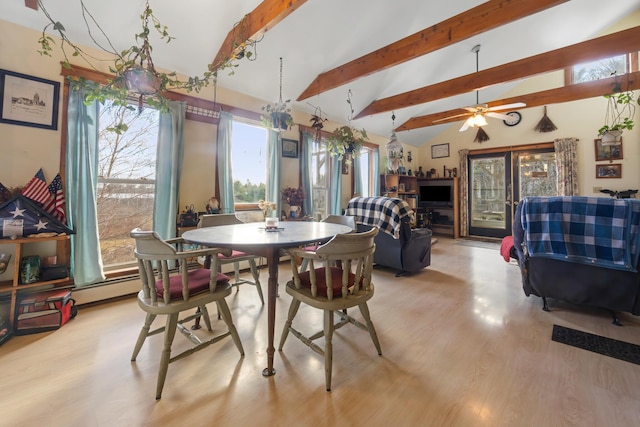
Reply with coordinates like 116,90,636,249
3,0,640,146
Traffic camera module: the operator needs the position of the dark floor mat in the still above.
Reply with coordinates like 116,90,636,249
551,324,640,365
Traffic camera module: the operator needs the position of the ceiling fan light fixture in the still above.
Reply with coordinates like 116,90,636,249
474,114,488,127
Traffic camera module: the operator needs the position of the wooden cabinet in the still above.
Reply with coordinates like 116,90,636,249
381,174,418,209
0,235,72,329
418,177,460,239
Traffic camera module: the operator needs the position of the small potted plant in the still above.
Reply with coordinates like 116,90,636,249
598,82,638,143
261,100,294,131
326,125,367,165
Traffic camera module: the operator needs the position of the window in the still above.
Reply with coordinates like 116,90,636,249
356,147,377,197
572,54,628,83
231,121,267,205
96,100,159,270
310,138,330,219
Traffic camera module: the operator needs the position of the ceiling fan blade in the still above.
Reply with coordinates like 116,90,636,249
463,104,487,112
486,112,512,121
459,116,476,132
459,121,471,132
487,102,526,111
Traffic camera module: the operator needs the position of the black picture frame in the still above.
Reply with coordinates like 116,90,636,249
0,69,60,130
282,138,298,158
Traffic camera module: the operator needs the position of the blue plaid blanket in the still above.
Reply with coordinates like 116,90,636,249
521,196,640,271
345,196,412,239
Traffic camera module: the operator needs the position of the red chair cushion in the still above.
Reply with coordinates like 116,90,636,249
155,269,229,301
297,267,358,298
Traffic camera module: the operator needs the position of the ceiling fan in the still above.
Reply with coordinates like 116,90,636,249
436,45,526,132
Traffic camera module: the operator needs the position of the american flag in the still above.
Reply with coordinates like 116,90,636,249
21,168,51,206
42,174,66,224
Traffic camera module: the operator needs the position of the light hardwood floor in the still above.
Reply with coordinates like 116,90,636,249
2,237,639,426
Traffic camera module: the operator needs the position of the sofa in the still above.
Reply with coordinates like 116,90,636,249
345,196,432,276
513,196,640,324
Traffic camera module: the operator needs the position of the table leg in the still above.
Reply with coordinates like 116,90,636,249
262,248,279,377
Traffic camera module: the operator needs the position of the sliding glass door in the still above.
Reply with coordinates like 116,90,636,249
469,153,511,238
468,147,557,239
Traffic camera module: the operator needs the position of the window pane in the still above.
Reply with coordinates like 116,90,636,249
97,101,159,269
573,55,627,83
311,139,329,219
231,121,267,203
358,149,371,197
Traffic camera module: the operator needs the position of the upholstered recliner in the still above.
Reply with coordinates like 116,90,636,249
513,196,640,324
345,197,432,276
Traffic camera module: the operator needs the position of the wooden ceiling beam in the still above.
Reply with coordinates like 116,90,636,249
356,25,640,119
211,0,308,70
396,71,640,131
24,0,38,10
296,0,569,101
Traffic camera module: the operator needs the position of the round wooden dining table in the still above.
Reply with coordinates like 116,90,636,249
182,220,352,376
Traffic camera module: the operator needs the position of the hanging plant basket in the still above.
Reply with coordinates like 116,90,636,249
123,67,162,95
271,111,292,130
600,129,623,144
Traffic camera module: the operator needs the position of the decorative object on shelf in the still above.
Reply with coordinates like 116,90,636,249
0,253,11,274
599,189,638,199
205,197,219,214
0,195,73,238
596,163,622,179
534,107,557,132
282,138,299,158
261,57,294,132
327,90,367,165
36,0,252,113
595,138,623,162
598,74,638,143
0,69,60,130
431,143,449,159
416,166,425,178
20,255,41,284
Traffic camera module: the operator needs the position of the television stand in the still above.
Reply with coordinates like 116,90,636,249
418,177,459,239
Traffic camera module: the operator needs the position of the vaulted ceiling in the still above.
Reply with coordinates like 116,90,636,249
3,0,640,146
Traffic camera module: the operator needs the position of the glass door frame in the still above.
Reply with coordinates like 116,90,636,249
466,142,555,239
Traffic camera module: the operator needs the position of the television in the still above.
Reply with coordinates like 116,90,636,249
419,184,452,207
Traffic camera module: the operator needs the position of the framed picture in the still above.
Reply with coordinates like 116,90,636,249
431,143,450,159
594,138,623,161
0,69,60,130
596,163,622,179
282,138,298,158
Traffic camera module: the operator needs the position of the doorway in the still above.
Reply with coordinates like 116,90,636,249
468,144,557,239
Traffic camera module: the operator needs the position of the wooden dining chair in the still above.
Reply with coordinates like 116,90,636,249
279,226,381,391
130,228,244,399
198,214,264,304
299,215,357,272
